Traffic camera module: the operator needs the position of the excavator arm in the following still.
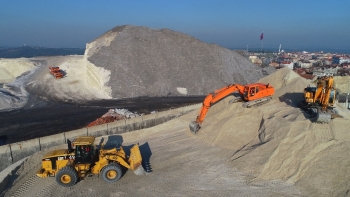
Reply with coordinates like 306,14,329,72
320,76,335,109
189,84,244,133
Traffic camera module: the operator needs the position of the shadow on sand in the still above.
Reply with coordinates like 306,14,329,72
278,92,315,119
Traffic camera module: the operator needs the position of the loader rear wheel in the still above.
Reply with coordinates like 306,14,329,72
101,163,122,183
55,166,78,187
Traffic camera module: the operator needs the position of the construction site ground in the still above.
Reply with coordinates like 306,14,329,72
2,111,301,197
3,67,350,197
2,24,350,196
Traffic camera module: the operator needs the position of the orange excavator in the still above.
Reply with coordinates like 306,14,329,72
189,83,274,133
49,66,64,79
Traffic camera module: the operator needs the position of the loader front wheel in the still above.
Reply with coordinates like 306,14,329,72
101,163,122,183
55,166,78,187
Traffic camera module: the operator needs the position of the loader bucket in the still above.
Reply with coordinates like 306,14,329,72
128,144,146,175
189,121,200,134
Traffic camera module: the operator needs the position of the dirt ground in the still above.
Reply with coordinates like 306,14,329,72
2,68,350,197
2,112,302,197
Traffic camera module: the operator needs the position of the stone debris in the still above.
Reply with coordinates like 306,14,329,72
86,108,140,127
113,108,140,118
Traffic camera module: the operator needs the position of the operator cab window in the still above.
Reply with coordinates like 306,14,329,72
75,146,82,163
250,87,255,96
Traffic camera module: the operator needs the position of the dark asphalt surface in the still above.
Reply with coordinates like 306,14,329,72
0,96,205,144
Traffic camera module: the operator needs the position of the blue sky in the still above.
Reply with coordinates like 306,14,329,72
1,0,350,51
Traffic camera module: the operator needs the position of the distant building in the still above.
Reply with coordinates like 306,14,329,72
249,55,262,66
294,68,315,80
280,61,294,69
332,56,340,64
341,63,350,69
339,57,350,64
313,67,338,76
269,62,279,68
298,60,312,68
249,55,258,63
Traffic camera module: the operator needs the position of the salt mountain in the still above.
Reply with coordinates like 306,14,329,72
85,25,275,98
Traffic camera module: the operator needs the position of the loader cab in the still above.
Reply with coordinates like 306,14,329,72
71,136,96,164
75,145,94,163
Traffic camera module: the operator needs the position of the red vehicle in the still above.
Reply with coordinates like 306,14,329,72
49,66,64,79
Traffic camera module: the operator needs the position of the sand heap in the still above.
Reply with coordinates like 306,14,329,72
24,56,112,102
0,55,112,111
334,76,350,93
0,59,37,83
194,67,350,196
85,25,275,98
0,59,40,111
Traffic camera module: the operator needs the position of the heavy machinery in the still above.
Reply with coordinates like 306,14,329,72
298,76,337,123
36,136,144,187
189,83,274,133
49,66,64,79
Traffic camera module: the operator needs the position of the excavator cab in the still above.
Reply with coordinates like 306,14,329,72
243,85,262,101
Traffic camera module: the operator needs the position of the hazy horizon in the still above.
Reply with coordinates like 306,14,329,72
1,0,349,50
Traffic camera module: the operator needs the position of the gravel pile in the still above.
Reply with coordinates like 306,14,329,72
86,25,275,98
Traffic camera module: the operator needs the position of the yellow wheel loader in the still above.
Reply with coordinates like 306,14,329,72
36,136,145,187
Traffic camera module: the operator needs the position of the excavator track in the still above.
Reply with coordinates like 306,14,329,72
242,97,272,108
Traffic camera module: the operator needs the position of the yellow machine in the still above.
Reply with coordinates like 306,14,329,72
298,76,337,123
36,136,144,187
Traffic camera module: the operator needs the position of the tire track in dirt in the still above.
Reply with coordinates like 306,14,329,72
312,123,333,142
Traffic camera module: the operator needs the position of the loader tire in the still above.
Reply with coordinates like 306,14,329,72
55,166,78,187
101,163,122,183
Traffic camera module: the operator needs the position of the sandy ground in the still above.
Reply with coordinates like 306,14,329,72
0,59,38,84
2,67,350,196
334,76,350,94
2,113,302,197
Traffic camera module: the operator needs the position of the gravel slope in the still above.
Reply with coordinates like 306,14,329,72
86,25,275,98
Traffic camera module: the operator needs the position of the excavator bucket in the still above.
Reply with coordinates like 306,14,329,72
315,109,332,123
189,121,200,134
128,144,146,175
